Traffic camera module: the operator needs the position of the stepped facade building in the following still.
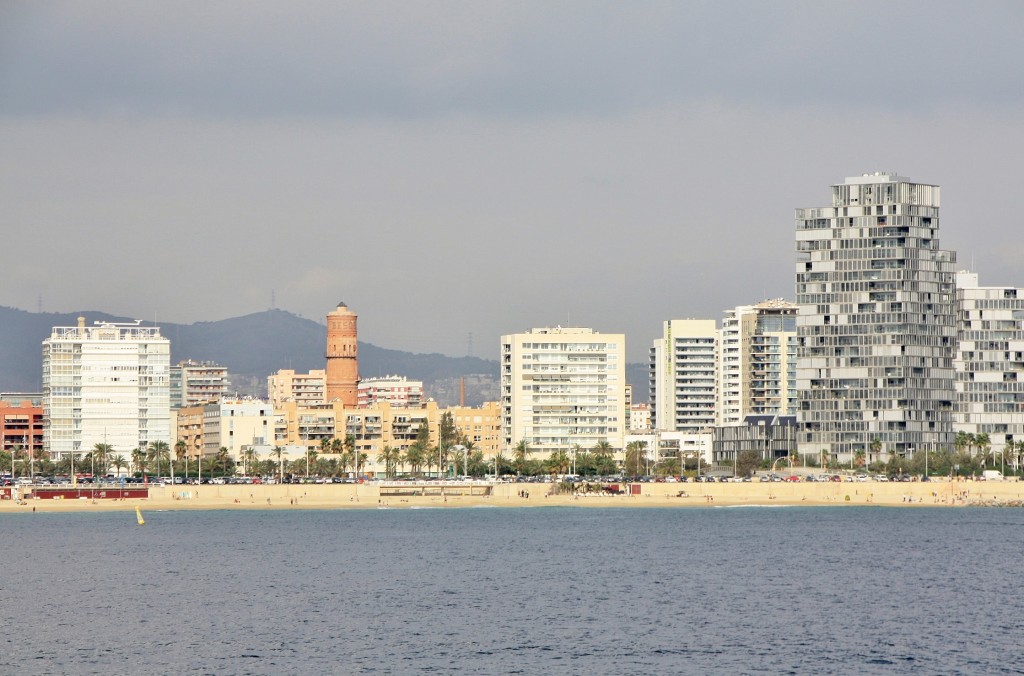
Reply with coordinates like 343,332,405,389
795,173,957,464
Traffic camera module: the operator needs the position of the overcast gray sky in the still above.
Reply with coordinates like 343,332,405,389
2,1,1023,361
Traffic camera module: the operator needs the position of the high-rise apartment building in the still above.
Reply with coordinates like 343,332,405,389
649,320,717,432
717,300,797,426
170,360,229,409
501,327,626,455
325,302,359,406
795,173,957,463
42,318,171,459
954,271,1024,458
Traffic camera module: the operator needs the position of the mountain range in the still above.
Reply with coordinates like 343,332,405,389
0,306,649,406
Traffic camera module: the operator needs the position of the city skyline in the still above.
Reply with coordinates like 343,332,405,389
2,2,1023,362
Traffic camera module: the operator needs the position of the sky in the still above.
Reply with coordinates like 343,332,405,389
2,1,1023,362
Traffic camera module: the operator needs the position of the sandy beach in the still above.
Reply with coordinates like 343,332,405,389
3,478,1024,514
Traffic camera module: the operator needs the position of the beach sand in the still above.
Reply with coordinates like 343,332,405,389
3,478,1024,514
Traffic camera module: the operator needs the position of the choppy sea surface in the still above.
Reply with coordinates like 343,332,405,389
1,506,1023,675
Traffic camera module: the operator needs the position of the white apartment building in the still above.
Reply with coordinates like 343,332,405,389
358,375,424,408
170,360,229,409
717,300,798,426
267,369,326,409
43,318,170,459
954,271,1024,459
501,327,626,456
649,320,717,433
795,173,958,463
202,399,274,461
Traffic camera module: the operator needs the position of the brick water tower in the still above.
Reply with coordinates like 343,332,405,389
325,302,359,405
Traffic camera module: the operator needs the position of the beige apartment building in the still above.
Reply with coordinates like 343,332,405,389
267,369,326,409
447,401,502,458
501,327,627,456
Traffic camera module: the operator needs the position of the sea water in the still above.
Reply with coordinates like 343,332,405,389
1,506,1022,675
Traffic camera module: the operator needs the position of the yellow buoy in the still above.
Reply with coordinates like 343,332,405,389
136,506,145,525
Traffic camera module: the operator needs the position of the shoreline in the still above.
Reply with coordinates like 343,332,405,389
3,479,1023,514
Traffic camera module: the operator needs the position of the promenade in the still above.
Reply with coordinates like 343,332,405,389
2,478,1023,513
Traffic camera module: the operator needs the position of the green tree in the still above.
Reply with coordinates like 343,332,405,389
131,447,148,476
624,441,648,478
110,454,129,476
976,433,992,468
513,439,531,475
547,449,570,476
377,445,401,478
270,446,285,479
591,441,617,475
148,441,171,478
869,438,882,468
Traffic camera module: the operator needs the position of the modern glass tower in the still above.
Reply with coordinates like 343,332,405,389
795,173,957,465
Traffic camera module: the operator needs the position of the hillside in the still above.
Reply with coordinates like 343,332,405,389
0,306,649,405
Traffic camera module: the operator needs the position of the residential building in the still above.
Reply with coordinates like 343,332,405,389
649,320,717,433
201,399,274,461
712,415,798,467
795,173,957,464
170,360,229,409
358,376,424,409
501,327,626,457
175,405,206,461
954,271,1024,461
447,401,502,459
268,369,326,409
42,318,171,459
718,300,798,425
0,399,44,456
629,402,651,432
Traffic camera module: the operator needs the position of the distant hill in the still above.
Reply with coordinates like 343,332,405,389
0,306,649,405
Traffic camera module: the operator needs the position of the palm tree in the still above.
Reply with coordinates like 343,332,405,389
131,447,148,476
213,447,230,476
976,433,992,468
306,448,319,477
547,449,570,477
404,444,425,478
110,454,129,477
869,438,882,468
91,443,113,478
174,440,187,475
148,441,171,479
513,439,530,475
241,448,259,477
624,441,648,478
270,446,285,480
377,445,401,479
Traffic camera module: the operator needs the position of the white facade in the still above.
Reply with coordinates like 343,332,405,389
717,300,797,426
795,173,957,463
203,399,275,460
954,271,1024,459
358,375,424,409
501,327,626,455
649,319,717,432
43,318,170,459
